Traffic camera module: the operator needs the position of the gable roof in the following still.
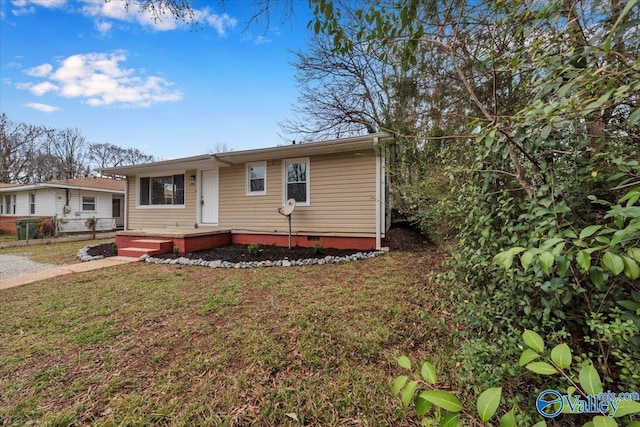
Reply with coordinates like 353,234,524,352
48,177,126,192
99,133,393,176
0,177,125,193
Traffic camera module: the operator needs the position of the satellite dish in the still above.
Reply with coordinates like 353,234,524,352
277,199,297,249
282,198,296,216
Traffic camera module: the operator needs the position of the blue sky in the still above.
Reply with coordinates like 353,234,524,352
0,0,312,158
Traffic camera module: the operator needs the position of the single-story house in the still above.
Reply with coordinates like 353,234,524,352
100,133,392,256
0,177,126,235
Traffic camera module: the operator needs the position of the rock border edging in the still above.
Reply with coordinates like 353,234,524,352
77,243,106,262
140,249,387,268
78,243,389,267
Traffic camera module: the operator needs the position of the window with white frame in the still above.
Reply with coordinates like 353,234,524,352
5,195,16,214
29,193,36,214
283,158,309,205
139,174,185,206
82,195,96,211
246,162,266,195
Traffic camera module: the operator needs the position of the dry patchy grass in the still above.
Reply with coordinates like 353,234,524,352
0,238,114,265
0,249,456,426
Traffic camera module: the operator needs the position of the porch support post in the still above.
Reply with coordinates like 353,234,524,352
124,177,129,230
374,136,382,250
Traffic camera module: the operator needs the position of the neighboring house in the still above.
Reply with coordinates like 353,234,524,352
0,177,126,235
101,133,392,255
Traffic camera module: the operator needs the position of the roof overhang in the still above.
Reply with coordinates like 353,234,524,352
98,154,217,176
98,133,393,176
0,183,125,194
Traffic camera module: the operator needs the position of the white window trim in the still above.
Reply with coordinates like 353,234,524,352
6,194,16,215
29,192,36,215
246,161,267,196
81,194,97,212
282,157,310,207
136,171,186,209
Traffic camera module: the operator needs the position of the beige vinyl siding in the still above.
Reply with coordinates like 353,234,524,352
126,170,197,229
219,150,377,236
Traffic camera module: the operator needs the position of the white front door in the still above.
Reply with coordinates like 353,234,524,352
200,169,218,224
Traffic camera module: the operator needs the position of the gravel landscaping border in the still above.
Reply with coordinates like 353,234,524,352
77,244,106,262
77,243,388,267
140,249,386,268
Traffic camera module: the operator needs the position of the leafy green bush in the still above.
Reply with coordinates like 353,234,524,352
446,169,640,411
401,167,463,244
247,243,260,256
394,330,640,426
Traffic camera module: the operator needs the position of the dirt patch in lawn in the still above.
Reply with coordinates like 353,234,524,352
87,242,117,258
385,226,431,251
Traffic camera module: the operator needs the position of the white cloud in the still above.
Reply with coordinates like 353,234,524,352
95,19,112,34
25,63,53,77
11,0,65,15
80,1,236,34
17,52,183,108
8,0,237,36
12,0,66,7
12,6,35,16
29,81,59,95
199,9,237,36
81,0,179,31
254,35,272,45
26,102,60,112
5,61,23,70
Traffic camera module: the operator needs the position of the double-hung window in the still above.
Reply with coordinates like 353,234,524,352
246,162,266,195
29,193,36,214
283,158,309,206
139,174,185,206
82,195,96,211
5,195,16,214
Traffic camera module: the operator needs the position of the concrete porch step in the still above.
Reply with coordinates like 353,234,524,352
117,247,156,258
130,239,173,252
118,239,173,257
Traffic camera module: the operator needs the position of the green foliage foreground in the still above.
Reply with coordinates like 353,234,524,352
395,330,640,426
309,0,640,423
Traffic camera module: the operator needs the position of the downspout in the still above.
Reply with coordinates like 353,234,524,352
374,136,382,250
124,177,128,230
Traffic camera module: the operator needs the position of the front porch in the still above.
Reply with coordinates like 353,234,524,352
116,227,379,257
116,227,232,256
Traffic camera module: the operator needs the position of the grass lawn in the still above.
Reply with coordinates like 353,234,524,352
0,238,114,265
0,249,456,426
0,235,17,243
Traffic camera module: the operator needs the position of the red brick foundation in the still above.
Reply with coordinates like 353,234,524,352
0,216,19,236
116,231,377,254
182,233,232,253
